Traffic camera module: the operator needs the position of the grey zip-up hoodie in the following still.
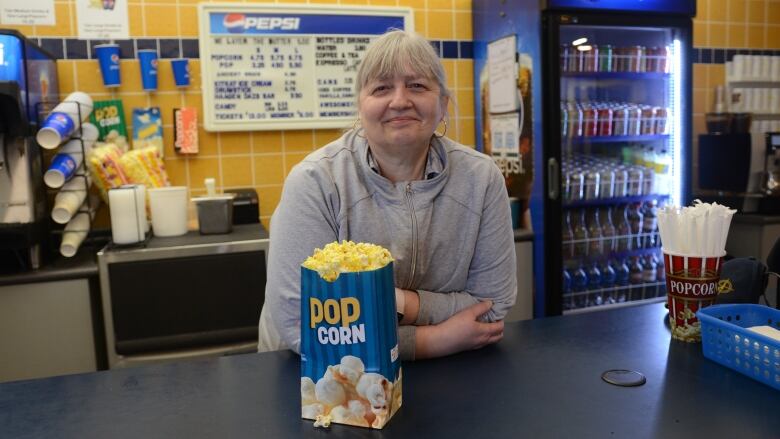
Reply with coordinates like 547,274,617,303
257,130,517,360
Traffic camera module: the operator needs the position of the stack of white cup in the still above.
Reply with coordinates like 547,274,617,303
43,122,99,189
60,199,99,258
36,91,94,149
727,55,780,82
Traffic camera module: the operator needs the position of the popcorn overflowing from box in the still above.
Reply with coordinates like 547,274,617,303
300,241,401,429
658,200,736,342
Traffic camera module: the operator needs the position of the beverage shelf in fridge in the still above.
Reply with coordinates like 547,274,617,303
564,134,669,144
563,295,666,315
562,72,670,80
564,194,668,208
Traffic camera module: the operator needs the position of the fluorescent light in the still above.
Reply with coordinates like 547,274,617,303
576,45,592,52
572,37,588,46
671,39,683,206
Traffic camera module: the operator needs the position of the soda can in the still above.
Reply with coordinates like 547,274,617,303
628,105,643,135
654,107,668,134
584,171,601,199
561,45,572,73
582,106,598,137
560,102,569,137
627,46,644,72
598,45,613,72
581,46,599,72
570,170,585,200
568,104,583,137
642,167,654,196
597,107,613,136
640,106,657,135
658,46,670,73
645,47,658,73
615,168,629,197
628,167,643,195
613,106,629,136
599,168,615,198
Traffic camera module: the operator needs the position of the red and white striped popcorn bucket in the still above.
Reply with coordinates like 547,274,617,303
662,249,726,342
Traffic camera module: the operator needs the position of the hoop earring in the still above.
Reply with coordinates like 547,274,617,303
352,118,365,138
434,119,448,138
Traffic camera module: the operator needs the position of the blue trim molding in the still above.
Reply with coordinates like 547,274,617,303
34,37,475,60
693,47,780,64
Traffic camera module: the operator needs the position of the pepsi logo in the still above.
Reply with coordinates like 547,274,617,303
110,54,119,63
224,13,245,33
151,59,158,68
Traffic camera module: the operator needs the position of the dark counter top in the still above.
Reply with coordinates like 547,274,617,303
103,223,268,253
1,302,776,439
0,224,268,287
0,245,99,287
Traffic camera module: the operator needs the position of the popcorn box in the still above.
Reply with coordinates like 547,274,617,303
300,262,402,429
663,250,726,342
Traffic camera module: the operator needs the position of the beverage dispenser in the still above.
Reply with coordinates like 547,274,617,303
0,30,59,273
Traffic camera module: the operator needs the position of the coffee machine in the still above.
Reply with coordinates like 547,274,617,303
0,30,59,273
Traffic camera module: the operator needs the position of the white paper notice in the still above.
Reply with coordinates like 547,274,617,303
489,112,520,157
0,0,54,25
487,35,519,114
76,0,129,40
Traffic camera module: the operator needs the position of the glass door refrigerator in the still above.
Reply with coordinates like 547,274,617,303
543,1,694,315
473,0,694,317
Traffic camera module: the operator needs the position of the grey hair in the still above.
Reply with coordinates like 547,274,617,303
356,30,451,101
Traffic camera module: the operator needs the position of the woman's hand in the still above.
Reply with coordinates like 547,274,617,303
414,300,504,359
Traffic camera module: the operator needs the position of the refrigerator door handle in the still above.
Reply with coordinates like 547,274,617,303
547,157,559,200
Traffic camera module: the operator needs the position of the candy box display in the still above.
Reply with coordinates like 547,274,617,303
300,242,402,429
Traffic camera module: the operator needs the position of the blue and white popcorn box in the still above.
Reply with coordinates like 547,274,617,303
300,263,402,429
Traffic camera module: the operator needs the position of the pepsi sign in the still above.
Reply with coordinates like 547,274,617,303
209,13,404,35
223,13,300,33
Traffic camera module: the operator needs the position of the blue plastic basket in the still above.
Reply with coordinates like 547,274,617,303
697,304,780,391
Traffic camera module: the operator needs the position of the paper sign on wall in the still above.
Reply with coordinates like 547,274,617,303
198,4,412,132
487,35,519,114
0,0,55,25
76,0,129,40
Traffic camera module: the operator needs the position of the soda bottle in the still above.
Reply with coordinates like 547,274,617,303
587,262,602,307
562,210,575,258
642,200,658,248
613,258,630,303
629,256,644,300
627,203,644,249
573,209,589,257
642,254,657,283
642,167,654,196
600,206,617,252
655,148,671,194
572,264,588,308
587,208,603,257
599,167,615,199
615,204,632,251
655,252,665,282
560,101,569,137
562,267,572,309
587,262,602,291
600,259,617,304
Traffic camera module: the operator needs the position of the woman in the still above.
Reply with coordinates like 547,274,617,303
258,30,516,360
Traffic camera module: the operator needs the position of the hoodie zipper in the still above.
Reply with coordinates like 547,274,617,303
404,183,417,289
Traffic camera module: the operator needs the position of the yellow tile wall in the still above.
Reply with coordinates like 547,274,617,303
691,0,780,191
3,0,476,228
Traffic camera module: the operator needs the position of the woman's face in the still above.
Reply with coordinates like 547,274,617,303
358,67,448,152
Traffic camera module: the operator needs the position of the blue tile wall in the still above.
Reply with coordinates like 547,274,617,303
33,38,479,61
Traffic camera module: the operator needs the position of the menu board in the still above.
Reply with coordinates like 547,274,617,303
198,4,412,132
